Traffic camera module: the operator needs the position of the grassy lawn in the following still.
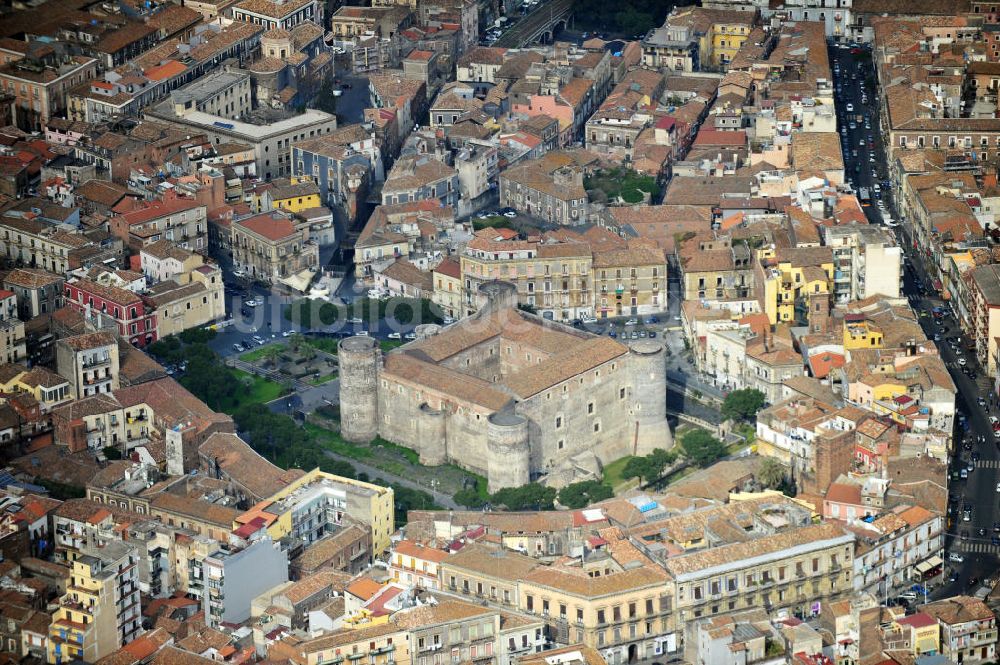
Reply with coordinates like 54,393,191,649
240,343,287,362
304,337,339,354
585,167,658,204
201,369,287,413
233,369,286,402
286,297,442,328
473,215,515,231
380,340,403,352
603,456,637,492
307,373,338,386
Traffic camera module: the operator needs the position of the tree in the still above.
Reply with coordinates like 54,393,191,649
757,457,786,490
288,333,306,353
620,448,677,484
491,483,556,511
680,429,726,468
557,480,613,509
261,344,283,368
722,388,766,422
453,487,487,509
103,446,123,460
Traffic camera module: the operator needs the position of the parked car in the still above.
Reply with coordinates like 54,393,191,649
624,318,638,326
387,332,401,339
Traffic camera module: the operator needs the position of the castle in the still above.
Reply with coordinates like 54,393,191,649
338,282,673,491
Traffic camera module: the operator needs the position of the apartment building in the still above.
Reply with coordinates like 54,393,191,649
0,289,25,365
823,224,902,305
0,51,99,131
390,540,449,589
850,505,944,597
0,217,89,274
238,468,395,555
592,245,668,318
438,543,539,611
677,235,755,304
282,621,410,665
518,565,670,664
920,596,997,664
63,279,158,347
431,258,462,320
231,0,320,31
146,264,226,338
966,263,1000,378
139,239,204,284
381,155,460,208
754,246,833,328
3,268,64,319
499,159,589,225
47,540,141,664
460,232,593,321
55,331,120,398
662,521,853,633
202,538,288,627
393,601,502,665
231,211,319,286
109,195,208,253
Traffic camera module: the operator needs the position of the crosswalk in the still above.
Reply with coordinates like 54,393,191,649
954,540,1000,554
971,459,1000,469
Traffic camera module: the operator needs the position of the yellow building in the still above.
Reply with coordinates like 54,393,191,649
890,612,941,657
283,621,410,665
842,317,884,350
756,247,834,326
591,244,668,318
265,177,322,213
461,232,593,321
236,469,395,555
48,541,141,664
711,19,752,67
517,565,671,660
431,257,462,320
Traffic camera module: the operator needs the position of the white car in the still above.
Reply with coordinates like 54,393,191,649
949,553,964,563
581,316,598,324
347,317,363,324
387,332,402,339
404,332,417,340
244,300,257,307
442,316,456,324
846,103,854,112
356,330,370,337
282,330,293,337
995,481,1000,493
624,318,638,326
503,211,517,218
958,358,968,366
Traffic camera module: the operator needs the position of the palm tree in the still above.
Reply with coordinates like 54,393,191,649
757,457,787,490
262,344,283,368
289,333,305,353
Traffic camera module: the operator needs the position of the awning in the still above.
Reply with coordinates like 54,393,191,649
280,268,317,293
914,555,943,574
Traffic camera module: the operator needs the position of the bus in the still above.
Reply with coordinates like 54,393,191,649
859,187,871,205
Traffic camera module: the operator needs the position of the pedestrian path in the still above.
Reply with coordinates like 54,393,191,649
973,459,1000,469
955,540,1000,554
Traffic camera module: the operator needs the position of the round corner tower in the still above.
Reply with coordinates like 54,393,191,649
628,340,673,455
416,403,447,466
486,410,530,493
477,280,518,313
338,335,381,443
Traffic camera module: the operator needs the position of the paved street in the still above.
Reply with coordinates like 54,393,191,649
830,41,999,599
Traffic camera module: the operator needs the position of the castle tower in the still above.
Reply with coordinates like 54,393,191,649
628,340,673,455
338,336,381,442
477,280,518,314
486,410,530,493
416,403,447,465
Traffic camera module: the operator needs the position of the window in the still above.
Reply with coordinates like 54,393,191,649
597,609,606,624
587,402,594,414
